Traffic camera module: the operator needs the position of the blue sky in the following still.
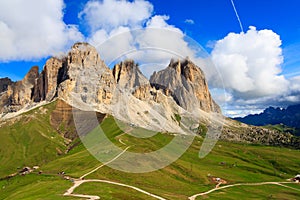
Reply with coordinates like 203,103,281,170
0,0,300,116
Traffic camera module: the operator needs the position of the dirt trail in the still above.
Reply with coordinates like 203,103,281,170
79,146,130,180
65,179,166,200
118,138,126,145
189,181,300,200
64,144,165,200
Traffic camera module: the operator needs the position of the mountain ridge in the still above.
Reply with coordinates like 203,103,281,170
0,42,224,138
234,104,300,131
0,42,219,115
0,42,299,149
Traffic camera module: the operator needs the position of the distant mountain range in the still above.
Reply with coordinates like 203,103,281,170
234,104,300,133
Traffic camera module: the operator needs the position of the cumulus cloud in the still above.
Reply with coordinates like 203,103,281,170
133,15,195,63
211,26,289,99
91,26,136,64
184,19,195,25
208,26,300,117
0,0,83,61
79,0,153,33
221,75,300,117
289,76,300,93
81,0,203,75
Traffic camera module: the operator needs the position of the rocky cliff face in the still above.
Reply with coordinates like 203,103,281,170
112,60,154,101
33,57,66,102
58,42,116,107
112,60,149,89
0,78,13,93
0,78,14,111
150,58,221,113
0,66,39,112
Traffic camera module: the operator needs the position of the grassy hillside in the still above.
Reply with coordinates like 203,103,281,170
0,101,68,178
0,103,299,199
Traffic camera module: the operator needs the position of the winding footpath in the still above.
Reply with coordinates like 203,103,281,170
63,146,166,200
189,181,300,200
79,146,131,180
63,134,298,200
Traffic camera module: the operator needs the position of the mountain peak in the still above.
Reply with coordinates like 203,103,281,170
0,77,13,93
234,104,300,130
150,58,220,113
68,42,102,69
23,66,39,85
168,57,202,81
112,60,149,89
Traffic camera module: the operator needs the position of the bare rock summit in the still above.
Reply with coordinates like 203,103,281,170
150,58,221,113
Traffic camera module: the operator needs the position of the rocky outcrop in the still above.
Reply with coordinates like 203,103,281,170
50,99,106,140
150,58,221,113
33,57,67,102
222,124,295,147
0,43,117,115
0,66,39,112
112,60,149,90
58,42,116,106
0,78,13,93
0,78,14,111
112,60,154,101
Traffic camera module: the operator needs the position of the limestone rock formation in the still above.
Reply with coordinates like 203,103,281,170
112,60,149,90
0,78,13,93
58,42,116,107
150,58,221,113
0,66,39,112
33,57,67,102
112,60,154,101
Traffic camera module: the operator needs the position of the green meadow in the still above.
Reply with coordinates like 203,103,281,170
0,102,299,199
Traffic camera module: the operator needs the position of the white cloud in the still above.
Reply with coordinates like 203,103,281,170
133,16,194,63
90,26,136,64
289,76,300,92
184,19,195,25
88,29,109,47
79,0,153,33
81,0,213,74
83,4,201,74
211,26,289,99
146,15,173,28
0,0,83,61
221,76,300,117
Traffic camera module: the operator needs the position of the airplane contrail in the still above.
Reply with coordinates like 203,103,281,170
230,0,244,33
